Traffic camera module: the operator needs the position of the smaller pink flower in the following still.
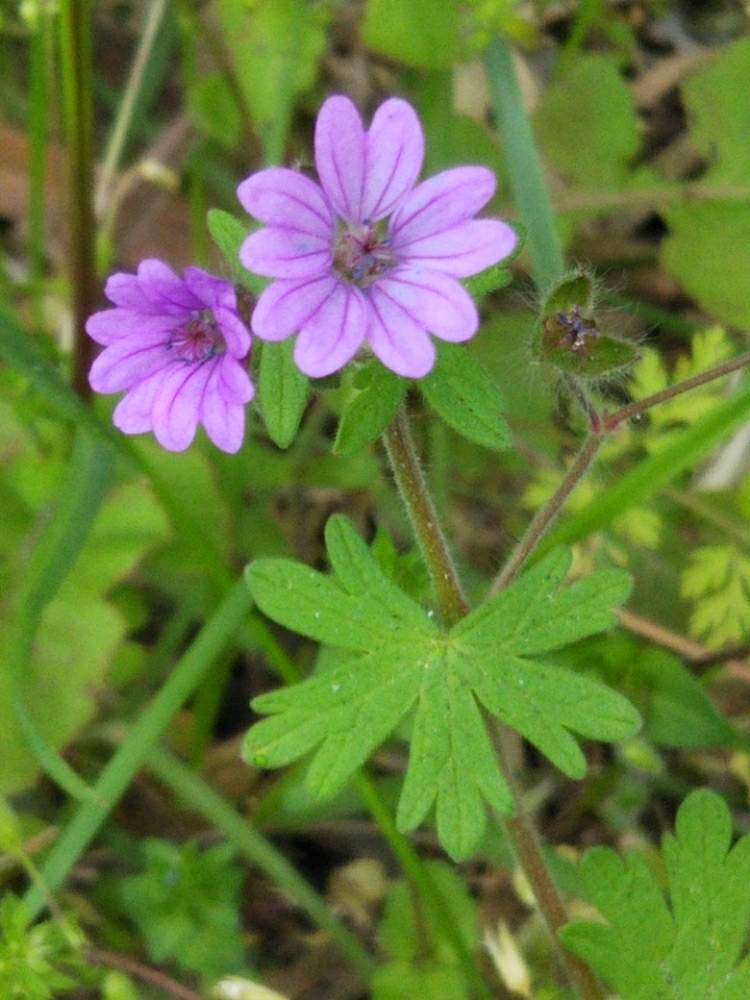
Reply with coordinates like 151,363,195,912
87,260,254,453
238,95,517,379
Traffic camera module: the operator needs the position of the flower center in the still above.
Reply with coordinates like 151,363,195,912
169,310,224,364
333,220,397,288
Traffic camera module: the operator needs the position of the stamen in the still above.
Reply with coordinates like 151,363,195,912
333,221,397,288
169,309,224,364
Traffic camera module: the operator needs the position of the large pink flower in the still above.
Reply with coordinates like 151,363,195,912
238,96,517,379
87,261,254,453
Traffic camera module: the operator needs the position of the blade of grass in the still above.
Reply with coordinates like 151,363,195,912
537,378,750,555
24,579,252,921
146,746,375,983
11,429,114,800
59,0,96,396
27,6,54,328
94,0,170,216
485,35,564,291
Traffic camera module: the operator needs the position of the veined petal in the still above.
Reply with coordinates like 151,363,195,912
152,359,217,452
138,259,202,314
105,272,155,312
183,267,233,309
89,336,171,393
315,95,366,222
201,395,246,454
215,354,254,405
86,308,174,345
377,268,478,343
252,276,337,342
390,167,496,244
362,98,424,222
240,227,332,280
212,305,251,358
367,286,436,378
396,219,517,278
112,368,171,434
237,168,333,237
294,283,367,377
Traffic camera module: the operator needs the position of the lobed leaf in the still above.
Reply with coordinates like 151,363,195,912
562,789,750,999
455,548,632,656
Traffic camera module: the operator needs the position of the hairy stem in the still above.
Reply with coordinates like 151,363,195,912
490,435,603,596
605,349,750,431
382,407,602,999
60,0,96,398
382,407,469,627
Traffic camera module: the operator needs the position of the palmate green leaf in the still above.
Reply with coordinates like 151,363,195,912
334,362,407,457
420,343,511,451
561,789,750,1000
245,517,638,858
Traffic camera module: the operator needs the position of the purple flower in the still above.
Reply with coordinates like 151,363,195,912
238,95,517,379
87,260,254,453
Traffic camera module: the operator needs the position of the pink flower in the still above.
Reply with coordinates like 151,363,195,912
87,260,254,453
238,95,517,379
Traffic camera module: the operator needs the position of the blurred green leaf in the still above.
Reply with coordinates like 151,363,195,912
120,839,245,980
363,0,461,68
258,340,309,449
188,74,241,149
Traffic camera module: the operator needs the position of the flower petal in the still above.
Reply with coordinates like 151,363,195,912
213,305,251,358
105,272,155,311
138,259,202,314
314,95,366,222
201,394,246,454
89,336,171,393
152,360,217,452
86,308,172,345
215,354,255,405
396,219,517,278
377,268,478,343
183,267,233,309
240,227,332,280
112,368,170,434
294,284,367,377
362,98,424,222
252,276,338,342
237,168,333,237
390,167,497,244
367,286,436,378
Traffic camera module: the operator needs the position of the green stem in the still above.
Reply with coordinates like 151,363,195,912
604,349,750,431
383,407,469,627
24,581,251,921
147,746,375,983
59,0,96,397
485,35,565,292
94,0,170,216
490,435,603,596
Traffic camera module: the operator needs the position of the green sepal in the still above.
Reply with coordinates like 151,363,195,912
334,361,407,456
258,340,309,449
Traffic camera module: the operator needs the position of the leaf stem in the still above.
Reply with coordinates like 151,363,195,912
59,0,96,398
490,435,603,596
382,407,602,999
604,350,750,431
382,406,469,627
